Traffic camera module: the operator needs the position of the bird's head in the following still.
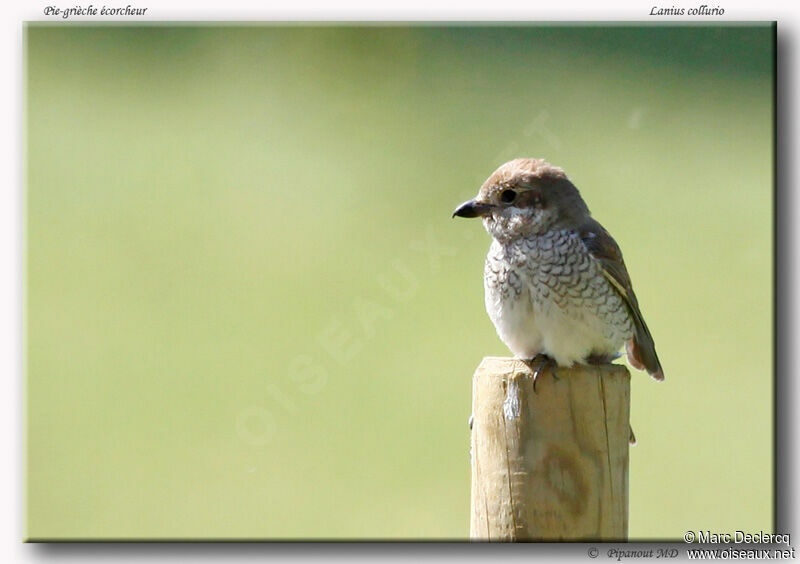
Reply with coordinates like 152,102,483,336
452,158,590,242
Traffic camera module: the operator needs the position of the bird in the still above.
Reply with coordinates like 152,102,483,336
453,158,664,384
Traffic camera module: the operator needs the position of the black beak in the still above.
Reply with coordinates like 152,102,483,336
452,199,494,218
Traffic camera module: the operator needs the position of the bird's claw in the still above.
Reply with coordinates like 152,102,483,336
525,354,556,393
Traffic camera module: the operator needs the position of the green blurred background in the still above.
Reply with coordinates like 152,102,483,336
25,24,774,540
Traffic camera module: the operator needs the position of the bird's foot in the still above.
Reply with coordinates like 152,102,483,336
468,413,474,431
584,351,622,365
523,354,557,392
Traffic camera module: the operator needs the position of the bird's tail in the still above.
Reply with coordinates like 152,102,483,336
626,337,664,381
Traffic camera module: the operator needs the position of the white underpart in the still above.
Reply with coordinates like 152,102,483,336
485,280,544,359
483,230,632,366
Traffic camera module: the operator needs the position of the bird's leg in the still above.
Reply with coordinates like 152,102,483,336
523,353,556,392
468,413,474,431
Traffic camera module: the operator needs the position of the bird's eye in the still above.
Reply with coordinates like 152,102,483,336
500,189,517,203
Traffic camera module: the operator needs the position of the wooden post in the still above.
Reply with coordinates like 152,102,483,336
469,357,630,542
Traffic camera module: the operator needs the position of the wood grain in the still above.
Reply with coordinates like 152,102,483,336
469,357,630,541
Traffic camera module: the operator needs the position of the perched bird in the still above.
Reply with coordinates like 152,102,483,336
453,158,664,383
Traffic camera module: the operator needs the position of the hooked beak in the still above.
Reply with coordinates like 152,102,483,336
452,199,494,218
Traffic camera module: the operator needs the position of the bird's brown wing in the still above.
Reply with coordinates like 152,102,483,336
577,218,664,381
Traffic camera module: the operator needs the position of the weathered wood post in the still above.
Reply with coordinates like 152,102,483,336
469,357,630,541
